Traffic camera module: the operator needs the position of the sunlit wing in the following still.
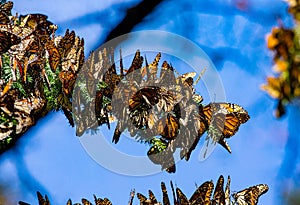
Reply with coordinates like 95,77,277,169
232,184,269,205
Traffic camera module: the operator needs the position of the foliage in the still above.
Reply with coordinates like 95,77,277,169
0,1,84,152
262,0,300,117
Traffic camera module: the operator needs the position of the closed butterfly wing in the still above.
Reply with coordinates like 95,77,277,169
232,184,269,205
0,1,13,15
212,175,225,205
45,40,60,71
66,199,72,205
161,182,171,205
37,192,50,205
225,176,231,205
56,29,75,60
149,190,158,203
126,50,143,75
59,70,76,97
0,31,21,54
81,198,92,205
176,187,189,205
137,193,149,204
101,198,112,205
159,61,176,86
0,1,13,24
180,104,208,161
93,195,112,205
157,114,179,140
189,181,214,205
147,52,161,81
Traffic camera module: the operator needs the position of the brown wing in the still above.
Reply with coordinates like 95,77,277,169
233,184,269,205
126,50,143,75
81,198,92,205
56,29,75,59
148,190,158,203
137,193,149,204
202,103,250,153
225,176,231,205
0,1,13,15
147,52,161,81
161,182,171,205
212,175,225,205
45,40,60,71
158,114,179,140
66,199,72,205
159,61,176,86
176,187,189,205
189,181,214,205
0,31,21,54
37,192,50,205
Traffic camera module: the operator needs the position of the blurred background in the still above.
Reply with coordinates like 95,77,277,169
0,0,299,204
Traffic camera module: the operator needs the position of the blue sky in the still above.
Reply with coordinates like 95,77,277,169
0,0,299,204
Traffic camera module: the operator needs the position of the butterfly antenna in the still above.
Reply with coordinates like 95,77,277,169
128,189,135,205
194,67,207,86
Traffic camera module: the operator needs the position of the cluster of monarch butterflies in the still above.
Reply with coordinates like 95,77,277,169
18,192,112,205
19,175,268,205
74,47,250,173
261,0,300,117
0,1,84,152
135,175,268,205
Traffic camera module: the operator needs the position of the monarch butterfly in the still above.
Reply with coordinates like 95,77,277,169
147,52,161,82
147,142,176,173
0,1,13,15
201,102,250,155
232,184,269,205
0,30,21,54
93,196,113,205
158,61,176,87
56,29,75,61
189,181,214,205
14,96,45,115
126,49,143,75
59,70,76,96
176,187,189,204
137,193,150,204
45,40,60,71
176,71,196,85
161,182,171,205
36,192,50,205
212,175,225,205
0,1,13,24
225,176,231,205
127,86,176,134
157,113,179,140
61,36,84,73
81,198,92,205
19,14,56,37
148,190,158,204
